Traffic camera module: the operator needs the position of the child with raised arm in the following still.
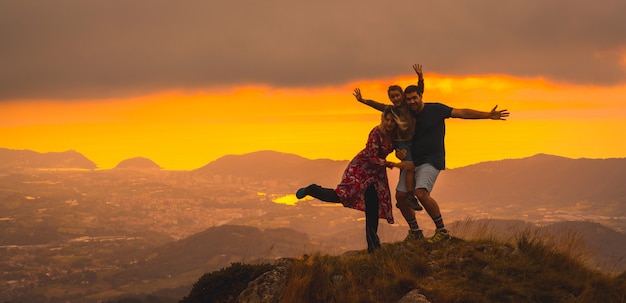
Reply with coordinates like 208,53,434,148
353,64,424,211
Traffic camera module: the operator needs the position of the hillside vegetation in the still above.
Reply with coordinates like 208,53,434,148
181,224,626,303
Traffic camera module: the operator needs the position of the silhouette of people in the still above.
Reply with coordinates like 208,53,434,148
354,64,425,212
295,107,413,253
398,69,510,243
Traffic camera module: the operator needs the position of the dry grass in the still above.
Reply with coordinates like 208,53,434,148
278,219,626,303
281,244,427,303
449,218,592,265
180,219,626,303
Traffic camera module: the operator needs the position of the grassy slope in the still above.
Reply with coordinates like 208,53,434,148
183,228,626,303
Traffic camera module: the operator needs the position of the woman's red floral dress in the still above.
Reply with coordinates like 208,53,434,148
335,126,395,224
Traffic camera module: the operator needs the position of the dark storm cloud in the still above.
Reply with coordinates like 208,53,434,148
1,0,625,100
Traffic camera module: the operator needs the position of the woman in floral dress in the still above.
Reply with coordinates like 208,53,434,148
295,106,412,253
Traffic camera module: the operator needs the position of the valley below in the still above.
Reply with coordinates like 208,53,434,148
1,151,625,302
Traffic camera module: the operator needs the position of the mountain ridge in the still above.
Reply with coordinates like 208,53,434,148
0,148,97,170
2,146,624,172
193,150,348,185
434,153,626,210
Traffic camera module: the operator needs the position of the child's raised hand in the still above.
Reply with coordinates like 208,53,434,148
353,88,364,103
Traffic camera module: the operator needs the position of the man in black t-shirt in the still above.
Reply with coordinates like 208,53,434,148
398,84,509,243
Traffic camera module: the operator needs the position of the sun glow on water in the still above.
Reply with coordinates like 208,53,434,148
272,194,300,206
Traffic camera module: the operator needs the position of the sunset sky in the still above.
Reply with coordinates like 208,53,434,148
1,0,625,170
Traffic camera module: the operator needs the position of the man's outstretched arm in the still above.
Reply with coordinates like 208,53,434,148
451,105,510,120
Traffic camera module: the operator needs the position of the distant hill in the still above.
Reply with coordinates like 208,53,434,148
0,148,96,170
191,151,626,229
543,220,626,272
448,218,626,273
118,225,316,281
125,220,626,280
434,153,626,211
193,150,348,187
114,157,161,170
193,151,626,217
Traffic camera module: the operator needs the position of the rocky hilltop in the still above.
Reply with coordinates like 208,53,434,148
180,235,626,303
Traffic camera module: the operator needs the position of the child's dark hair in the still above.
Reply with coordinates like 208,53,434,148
387,85,403,95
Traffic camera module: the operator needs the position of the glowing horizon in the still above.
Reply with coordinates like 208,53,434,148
1,74,625,170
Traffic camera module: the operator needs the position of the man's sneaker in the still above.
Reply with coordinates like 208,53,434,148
295,188,307,199
427,229,451,243
407,195,423,211
404,229,424,241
